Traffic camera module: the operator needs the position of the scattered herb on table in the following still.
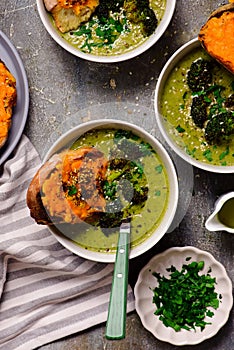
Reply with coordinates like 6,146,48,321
151,258,221,332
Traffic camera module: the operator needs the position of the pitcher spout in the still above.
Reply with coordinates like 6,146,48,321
205,192,234,234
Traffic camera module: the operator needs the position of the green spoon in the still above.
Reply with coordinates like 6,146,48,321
105,220,131,339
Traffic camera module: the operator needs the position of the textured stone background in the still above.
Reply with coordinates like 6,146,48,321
0,1,233,349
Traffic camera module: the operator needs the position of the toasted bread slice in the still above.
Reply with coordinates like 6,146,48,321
0,60,17,149
44,0,99,33
27,147,107,225
198,3,234,74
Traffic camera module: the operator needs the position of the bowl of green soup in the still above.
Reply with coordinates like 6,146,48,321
43,119,179,262
37,0,176,63
155,38,234,173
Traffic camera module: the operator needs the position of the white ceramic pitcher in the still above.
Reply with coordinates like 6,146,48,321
205,192,234,233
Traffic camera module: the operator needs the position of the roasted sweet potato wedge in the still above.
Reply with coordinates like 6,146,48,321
27,147,107,225
198,3,234,74
0,59,17,149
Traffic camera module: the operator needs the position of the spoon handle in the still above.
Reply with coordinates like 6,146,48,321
105,222,130,340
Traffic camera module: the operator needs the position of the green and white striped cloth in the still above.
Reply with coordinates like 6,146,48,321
0,135,135,350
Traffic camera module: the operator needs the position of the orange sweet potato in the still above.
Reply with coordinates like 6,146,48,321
198,3,234,74
0,60,17,149
27,147,107,225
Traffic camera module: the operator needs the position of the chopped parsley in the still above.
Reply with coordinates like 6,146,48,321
67,185,78,196
176,125,185,133
219,146,230,160
203,149,213,162
155,164,163,174
151,259,221,332
72,15,129,53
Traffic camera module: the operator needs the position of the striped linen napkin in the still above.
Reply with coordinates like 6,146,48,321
0,135,135,350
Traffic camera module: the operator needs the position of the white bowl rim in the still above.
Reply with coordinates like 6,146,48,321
154,37,234,173
36,0,176,63
43,119,179,263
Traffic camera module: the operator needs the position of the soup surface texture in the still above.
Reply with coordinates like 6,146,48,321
54,128,169,253
218,198,234,228
51,0,166,56
160,47,234,166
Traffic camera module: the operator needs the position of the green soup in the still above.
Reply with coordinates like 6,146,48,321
52,1,166,56
160,47,234,166
54,128,169,254
218,198,234,228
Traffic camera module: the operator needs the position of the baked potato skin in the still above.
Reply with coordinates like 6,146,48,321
198,3,234,74
26,153,62,225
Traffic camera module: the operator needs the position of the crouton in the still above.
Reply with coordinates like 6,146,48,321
44,0,99,33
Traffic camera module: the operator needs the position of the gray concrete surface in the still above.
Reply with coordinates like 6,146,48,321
0,1,233,349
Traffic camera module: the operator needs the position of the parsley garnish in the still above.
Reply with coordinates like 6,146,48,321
72,15,128,52
176,125,185,133
152,260,221,332
203,149,213,162
155,164,163,174
67,185,78,196
219,146,230,160
186,147,196,157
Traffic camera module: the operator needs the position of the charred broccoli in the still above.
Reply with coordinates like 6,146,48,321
112,130,153,159
131,185,148,206
108,159,148,208
190,95,208,128
187,59,213,92
98,211,124,235
205,111,234,144
225,94,234,110
99,157,148,231
108,158,129,171
116,138,148,159
95,0,124,20
114,129,137,142
123,0,158,36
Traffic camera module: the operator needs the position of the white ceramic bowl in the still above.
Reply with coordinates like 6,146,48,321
36,0,176,63
43,119,179,262
135,246,233,345
154,38,234,173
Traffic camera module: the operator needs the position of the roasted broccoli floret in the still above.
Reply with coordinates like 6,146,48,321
112,160,148,207
123,0,158,36
187,59,213,92
108,158,128,170
114,129,134,141
117,138,147,159
225,94,234,110
99,157,148,231
98,211,123,234
95,0,124,20
205,111,234,144
190,95,208,128
131,185,148,206
112,130,153,160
